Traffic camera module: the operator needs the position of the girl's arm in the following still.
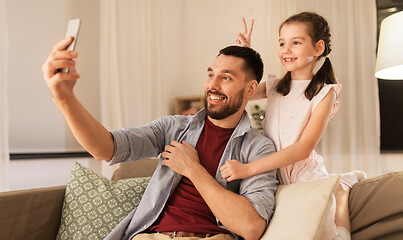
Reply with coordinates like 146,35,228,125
221,89,336,182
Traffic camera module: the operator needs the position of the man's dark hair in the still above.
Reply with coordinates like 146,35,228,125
218,46,264,83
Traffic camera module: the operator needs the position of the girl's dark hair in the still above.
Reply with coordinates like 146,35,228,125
276,12,337,100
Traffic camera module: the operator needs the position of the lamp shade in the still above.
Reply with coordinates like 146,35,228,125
375,11,403,80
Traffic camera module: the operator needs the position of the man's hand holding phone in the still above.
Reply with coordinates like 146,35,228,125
42,37,80,104
42,19,81,105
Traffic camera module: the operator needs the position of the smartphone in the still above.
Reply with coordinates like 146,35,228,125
58,19,81,73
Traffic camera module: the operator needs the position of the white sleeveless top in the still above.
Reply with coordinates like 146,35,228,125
262,76,342,185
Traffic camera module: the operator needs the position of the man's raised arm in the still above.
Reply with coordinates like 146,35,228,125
42,37,114,160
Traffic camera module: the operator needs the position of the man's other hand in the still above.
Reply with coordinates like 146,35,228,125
162,141,201,177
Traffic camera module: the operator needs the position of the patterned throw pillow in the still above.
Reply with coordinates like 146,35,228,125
57,162,150,240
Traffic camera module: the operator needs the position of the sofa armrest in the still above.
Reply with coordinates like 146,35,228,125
349,171,403,240
0,185,66,240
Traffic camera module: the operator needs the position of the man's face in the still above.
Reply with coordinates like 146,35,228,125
204,54,249,120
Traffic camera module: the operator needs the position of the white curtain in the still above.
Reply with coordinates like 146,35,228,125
0,0,9,191
99,0,166,177
265,0,381,176
100,0,165,130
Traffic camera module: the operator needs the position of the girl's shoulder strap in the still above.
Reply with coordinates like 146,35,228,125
312,83,342,119
266,74,279,93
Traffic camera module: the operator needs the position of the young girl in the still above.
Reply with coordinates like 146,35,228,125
220,12,366,240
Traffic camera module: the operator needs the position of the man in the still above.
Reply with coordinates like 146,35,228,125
42,37,277,240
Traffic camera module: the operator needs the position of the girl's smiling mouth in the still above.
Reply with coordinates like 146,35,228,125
284,57,297,62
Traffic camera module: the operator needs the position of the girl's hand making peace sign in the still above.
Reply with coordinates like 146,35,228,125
235,17,254,47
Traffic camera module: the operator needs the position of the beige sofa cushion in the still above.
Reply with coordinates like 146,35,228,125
350,170,403,240
111,158,159,181
261,175,339,240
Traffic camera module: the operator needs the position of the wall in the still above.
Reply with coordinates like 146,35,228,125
7,0,101,153
9,158,91,191
179,0,271,98
381,153,403,173
7,0,270,152
5,0,102,190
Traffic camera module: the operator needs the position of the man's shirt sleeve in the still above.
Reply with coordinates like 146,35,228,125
239,134,278,223
108,117,169,165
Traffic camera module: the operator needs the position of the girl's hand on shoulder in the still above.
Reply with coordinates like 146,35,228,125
220,160,251,182
235,17,254,47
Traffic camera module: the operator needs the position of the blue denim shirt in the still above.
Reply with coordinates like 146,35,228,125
105,109,278,240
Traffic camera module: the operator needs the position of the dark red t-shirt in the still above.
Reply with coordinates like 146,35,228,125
148,117,234,234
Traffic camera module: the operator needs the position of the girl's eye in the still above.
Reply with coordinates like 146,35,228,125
279,43,285,47
223,76,231,80
293,41,301,45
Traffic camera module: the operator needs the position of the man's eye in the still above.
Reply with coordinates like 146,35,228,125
279,43,285,47
223,76,231,80
208,73,214,78
294,41,301,45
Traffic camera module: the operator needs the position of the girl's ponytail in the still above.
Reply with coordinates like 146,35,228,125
276,71,292,96
305,57,337,100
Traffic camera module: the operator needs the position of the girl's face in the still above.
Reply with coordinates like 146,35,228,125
278,22,323,80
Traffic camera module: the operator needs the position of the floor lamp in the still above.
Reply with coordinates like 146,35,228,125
375,11,403,80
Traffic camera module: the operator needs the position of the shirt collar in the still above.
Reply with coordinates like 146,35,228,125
192,108,251,138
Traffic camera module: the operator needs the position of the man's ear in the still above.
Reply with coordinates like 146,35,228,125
315,40,325,57
246,80,258,98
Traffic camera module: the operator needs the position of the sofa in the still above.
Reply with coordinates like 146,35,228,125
1,158,402,240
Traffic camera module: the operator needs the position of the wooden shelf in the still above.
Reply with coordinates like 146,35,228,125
175,95,205,115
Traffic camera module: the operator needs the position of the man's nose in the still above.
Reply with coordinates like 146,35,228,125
207,76,221,90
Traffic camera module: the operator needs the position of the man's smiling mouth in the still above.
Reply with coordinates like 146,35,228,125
209,95,225,101
207,91,227,102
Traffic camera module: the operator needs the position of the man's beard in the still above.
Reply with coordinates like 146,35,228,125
205,89,244,120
